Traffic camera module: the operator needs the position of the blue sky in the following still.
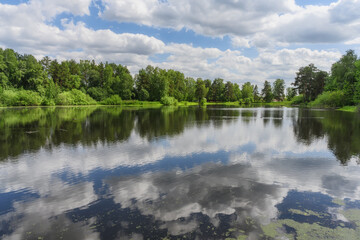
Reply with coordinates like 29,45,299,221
0,0,359,85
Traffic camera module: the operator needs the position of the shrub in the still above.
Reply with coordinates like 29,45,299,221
160,96,178,106
291,95,304,105
0,89,43,106
199,98,207,106
357,104,360,114
244,97,253,105
101,95,122,105
310,91,345,108
42,98,56,106
57,89,96,105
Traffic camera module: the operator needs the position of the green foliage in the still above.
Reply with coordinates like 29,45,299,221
286,87,296,101
262,80,273,102
138,88,150,101
184,77,196,102
224,81,236,101
243,97,253,105
291,94,304,105
294,63,327,102
354,60,360,104
310,91,345,108
42,98,56,106
160,96,178,106
101,95,122,105
1,47,358,108
209,78,225,102
253,85,260,102
0,89,43,106
273,79,285,101
199,97,207,106
56,89,96,105
326,50,357,104
195,78,208,102
241,82,253,100
137,66,170,101
87,87,108,101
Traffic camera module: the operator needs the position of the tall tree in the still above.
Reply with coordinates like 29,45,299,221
293,64,327,102
286,87,296,101
234,83,242,101
253,85,260,102
326,50,357,104
241,82,253,100
224,81,235,101
195,78,208,103
262,80,273,102
209,78,225,102
273,79,285,101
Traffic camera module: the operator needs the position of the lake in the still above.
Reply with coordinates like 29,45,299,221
0,106,360,240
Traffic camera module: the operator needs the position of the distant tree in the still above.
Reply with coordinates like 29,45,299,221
167,69,186,101
224,81,235,101
354,60,360,104
184,77,196,101
209,78,225,102
135,65,153,97
286,87,296,101
3,48,21,87
241,82,253,101
234,83,242,100
293,64,327,102
138,88,149,101
273,79,285,101
113,64,134,100
326,50,357,104
195,78,208,103
253,85,260,102
262,80,273,102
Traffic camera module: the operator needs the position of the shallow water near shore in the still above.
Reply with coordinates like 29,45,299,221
0,106,360,239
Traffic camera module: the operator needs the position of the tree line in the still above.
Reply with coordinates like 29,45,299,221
0,48,359,107
0,48,289,106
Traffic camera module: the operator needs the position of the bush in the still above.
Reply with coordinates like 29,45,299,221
357,104,360,114
87,87,108,101
101,95,122,105
310,91,345,108
0,89,43,106
42,98,56,106
160,96,178,106
244,97,253,105
199,98,207,106
56,89,97,105
291,95,304,105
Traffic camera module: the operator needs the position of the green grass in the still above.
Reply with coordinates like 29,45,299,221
122,100,162,106
206,101,240,106
262,101,292,107
337,106,357,112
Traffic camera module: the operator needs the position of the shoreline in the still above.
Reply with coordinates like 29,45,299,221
1,101,358,112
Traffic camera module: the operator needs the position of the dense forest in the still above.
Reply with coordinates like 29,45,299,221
0,48,359,108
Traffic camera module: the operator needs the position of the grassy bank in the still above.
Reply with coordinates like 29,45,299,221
337,106,358,112
262,101,292,107
0,100,297,108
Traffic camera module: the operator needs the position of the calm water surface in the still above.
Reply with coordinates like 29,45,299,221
0,106,360,239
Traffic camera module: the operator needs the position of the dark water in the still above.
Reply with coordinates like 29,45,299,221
1,106,360,240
